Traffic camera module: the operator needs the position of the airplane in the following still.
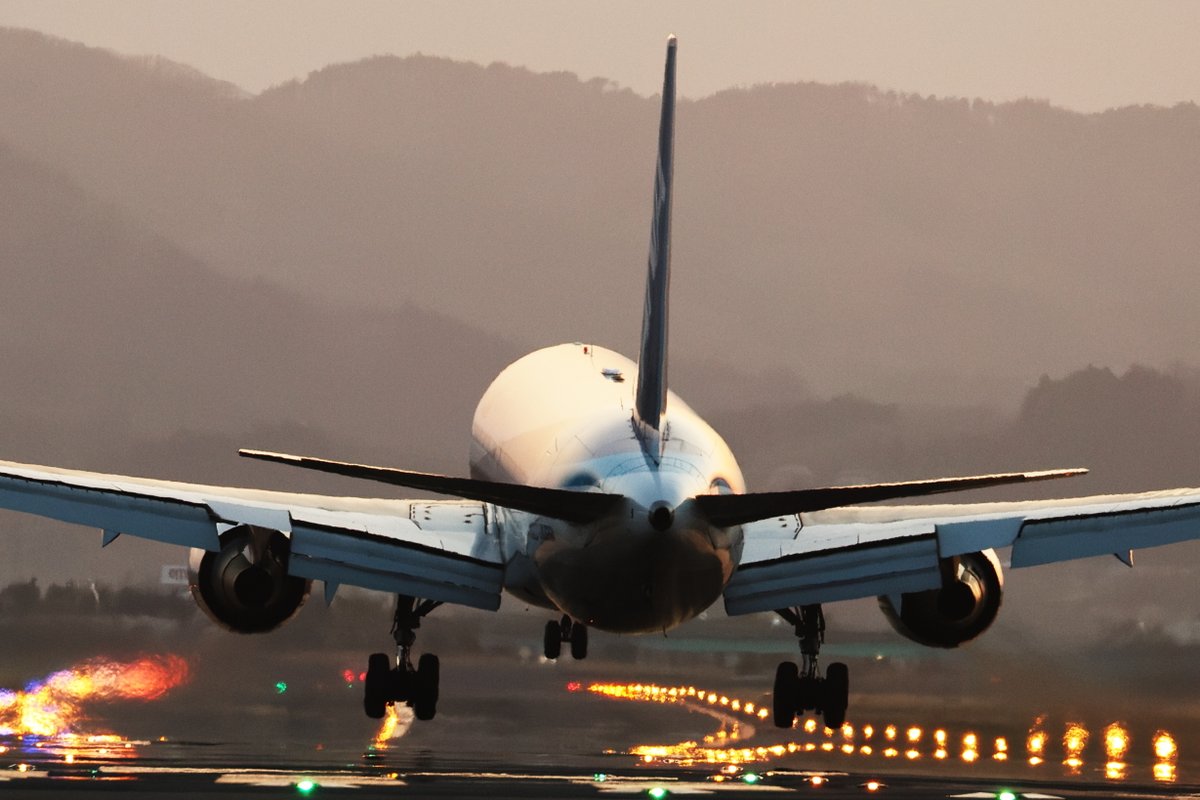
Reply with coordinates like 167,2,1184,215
3,36,1200,729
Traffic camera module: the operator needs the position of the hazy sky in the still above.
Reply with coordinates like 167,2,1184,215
1,0,1198,111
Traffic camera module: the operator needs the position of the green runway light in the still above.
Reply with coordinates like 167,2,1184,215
275,681,288,694
647,787,670,799
295,779,317,795
742,772,761,784
997,792,1018,800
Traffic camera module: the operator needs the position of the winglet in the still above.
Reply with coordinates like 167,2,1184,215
634,36,677,432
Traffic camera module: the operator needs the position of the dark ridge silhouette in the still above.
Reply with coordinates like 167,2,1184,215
1,28,1198,407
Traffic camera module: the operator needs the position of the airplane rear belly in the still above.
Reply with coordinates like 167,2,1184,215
534,524,730,634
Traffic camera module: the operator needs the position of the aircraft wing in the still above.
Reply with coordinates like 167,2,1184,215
0,459,504,610
724,487,1200,615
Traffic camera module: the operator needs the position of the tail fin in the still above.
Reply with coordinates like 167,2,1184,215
635,35,677,432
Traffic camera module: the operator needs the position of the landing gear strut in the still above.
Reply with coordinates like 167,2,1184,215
363,595,442,721
772,604,849,729
543,614,587,660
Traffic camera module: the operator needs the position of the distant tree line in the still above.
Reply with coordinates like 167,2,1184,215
0,578,194,619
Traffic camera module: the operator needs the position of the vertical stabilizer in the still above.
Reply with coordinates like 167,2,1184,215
635,35,677,432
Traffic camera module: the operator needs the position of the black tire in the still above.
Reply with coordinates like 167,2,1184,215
796,675,819,712
772,661,798,729
413,653,440,721
822,662,849,729
363,652,390,719
569,622,588,660
543,620,562,660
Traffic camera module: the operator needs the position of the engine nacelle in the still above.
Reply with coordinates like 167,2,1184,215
188,526,311,634
878,549,1003,648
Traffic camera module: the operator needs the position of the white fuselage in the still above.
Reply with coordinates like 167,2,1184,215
469,343,747,634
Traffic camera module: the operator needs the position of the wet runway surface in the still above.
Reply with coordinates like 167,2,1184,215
1,735,1198,799
1,762,1198,799
2,657,1199,798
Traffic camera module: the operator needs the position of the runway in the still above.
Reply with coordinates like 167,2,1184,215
2,655,1198,798
0,731,1197,799
0,757,1198,799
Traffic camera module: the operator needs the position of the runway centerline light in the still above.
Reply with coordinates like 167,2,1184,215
647,787,670,799
996,791,1017,800
295,779,318,795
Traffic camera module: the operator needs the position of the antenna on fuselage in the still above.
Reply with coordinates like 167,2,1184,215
634,35,676,433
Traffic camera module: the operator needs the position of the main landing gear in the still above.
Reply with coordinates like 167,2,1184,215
772,604,849,730
543,614,588,660
364,595,441,721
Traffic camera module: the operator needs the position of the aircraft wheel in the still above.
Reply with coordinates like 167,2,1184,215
796,675,820,712
822,662,849,729
772,661,798,729
543,620,562,660
364,652,390,719
569,622,588,660
413,653,440,721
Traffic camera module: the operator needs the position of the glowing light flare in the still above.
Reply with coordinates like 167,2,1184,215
884,725,897,741
1027,721,1047,767
1153,731,1177,783
1153,762,1177,783
993,737,1009,761
961,732,979,763
1153,730,1177,761
1104,723,1129,760
906,726,922,743
1062,722,1088,773
0,655,188,737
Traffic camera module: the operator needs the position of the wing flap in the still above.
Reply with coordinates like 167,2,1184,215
289,511,502,611
726,487,1200,614
0,467,220,550
1012,499,1200,568
727,519,940,614
0,459,505,610
726,533,940,614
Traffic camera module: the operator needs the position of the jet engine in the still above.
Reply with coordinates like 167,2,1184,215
878,549,1003,648
189,526,311,633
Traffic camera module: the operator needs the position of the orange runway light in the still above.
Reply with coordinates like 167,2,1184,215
1153,730,1177,783
1063,722,1089,774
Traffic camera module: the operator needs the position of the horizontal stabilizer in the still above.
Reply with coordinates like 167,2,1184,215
691,469,1088,528
239,449,624,524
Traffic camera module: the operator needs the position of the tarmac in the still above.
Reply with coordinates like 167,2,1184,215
0,735,1197,799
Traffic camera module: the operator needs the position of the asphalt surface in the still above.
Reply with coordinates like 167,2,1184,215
0,736,1197,799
